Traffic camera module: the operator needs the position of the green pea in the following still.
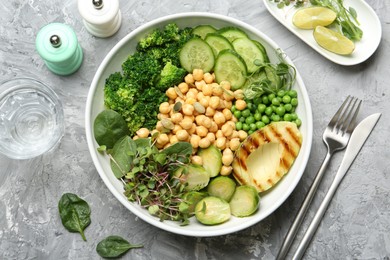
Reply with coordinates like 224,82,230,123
242,109,251,117
253,97,262,105
288,89,297,98
247,102,254,111
254,112,261,121
271,105,278,112
257,104,266,113
239,116,246,123
291,98,298,107
246,116,255,124
283,113,292,121
262,115,270,124
277,90,286,97
275,106,286,116
284,103,293,112
243,123,250,131
291,112,298,120
248,130,254,135
231,105,237,112
236,122,243,130
250,123,257,131
256,121,265,129
268,93,276,101
295,118,302,127
265,107,273,116
262,96,270,105
271,114,281,122
282,95,291,104
233,110,242,118
271,97,280,106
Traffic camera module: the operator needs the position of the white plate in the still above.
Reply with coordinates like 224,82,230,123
263,0,382,66
85,12,313,237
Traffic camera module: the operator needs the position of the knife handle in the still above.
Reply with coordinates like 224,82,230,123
292,173,344,259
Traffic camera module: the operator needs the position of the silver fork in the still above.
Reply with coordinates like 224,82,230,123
276,96,361,260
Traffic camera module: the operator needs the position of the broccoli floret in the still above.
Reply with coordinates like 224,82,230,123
137,23,181,50
157,62,186,89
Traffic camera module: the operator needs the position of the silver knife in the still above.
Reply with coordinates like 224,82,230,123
292,113,381,260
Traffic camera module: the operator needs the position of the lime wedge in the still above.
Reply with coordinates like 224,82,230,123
313,26,355,55
292,7,337,29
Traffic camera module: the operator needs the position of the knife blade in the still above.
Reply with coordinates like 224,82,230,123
292,113,381,260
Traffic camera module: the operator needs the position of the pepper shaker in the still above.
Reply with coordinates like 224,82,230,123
36,23,83,76
78,0,122,38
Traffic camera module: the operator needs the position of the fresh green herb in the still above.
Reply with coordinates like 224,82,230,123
110,136,137,178
96,235,143,258
94,109,130,149
244,50,296,99
58,193,91,241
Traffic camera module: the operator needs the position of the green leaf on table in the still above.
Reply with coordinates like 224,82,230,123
58,193,91,241
110,136,137,178
96,235,143,258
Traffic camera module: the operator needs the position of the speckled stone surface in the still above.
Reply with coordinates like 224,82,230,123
0,0,389,259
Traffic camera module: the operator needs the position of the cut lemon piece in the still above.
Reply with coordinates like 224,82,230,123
292,7,337,29
313,26,355,55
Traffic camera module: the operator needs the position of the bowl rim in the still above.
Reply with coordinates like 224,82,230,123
85,12,313,237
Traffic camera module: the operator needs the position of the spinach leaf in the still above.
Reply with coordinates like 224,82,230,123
161,141,192,157
58,193,91,241
96,235,143,258
94,109,130,149
110,136,136,178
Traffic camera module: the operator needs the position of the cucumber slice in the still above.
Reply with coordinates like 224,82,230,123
192,25,217,39
252,40,270,63
214,49,247,90
197,145,222,178
179,38,215,72
205,33,234,57
217,27,248,42
232,37,267,73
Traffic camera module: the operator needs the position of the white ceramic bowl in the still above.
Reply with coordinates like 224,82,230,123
86,12,313,237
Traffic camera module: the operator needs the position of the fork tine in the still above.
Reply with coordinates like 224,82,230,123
337,96,358,133
344,99,361,135
328,95,351,128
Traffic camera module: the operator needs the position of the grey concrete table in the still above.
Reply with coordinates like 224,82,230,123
0,0,389,259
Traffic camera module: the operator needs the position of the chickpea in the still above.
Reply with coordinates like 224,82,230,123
220,80,231,90
217,99,226,110
224,100,233,109
178,82,189,94
221,123,233,137
202,84,213,96
199,138,211,148
186,97,197,105
185,74,195,84
133,135,139,140
206,132,216,143
214,111,226,125
209,121,218,133
170,135,179,144
223,90,235,101
172,124,182,134
222,153,234,166
195,115,206,125
184,115,195,122
191,155,203,165
182,103,194,116
136,128,150,138
226,120,236,129
190,134,201,148
231,130,239,139
196,91,205,101
220,166,233,176
195,80,206,91
188,123,197,135
151,129,159,137
180,117,193,130
159,102,170,114
156,121,164,132
201,116,212,128
166,87,177,100
238,130,248,141
215,137,226,150
193,69,204,81
229,138,241,151
222,108,233,120
223,148,233,156
171,113,183,124
196,125,208,137
186,90,198,100
216,130,224,138
235,99,247,111
205,107,215,117
158,113,169,120
202,73,212,84
234,89,244,99
176,129,189,141
156,133,169,146
199,96,209,108
209,96,220,109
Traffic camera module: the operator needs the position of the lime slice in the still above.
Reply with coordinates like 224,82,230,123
292,7,337,29
313,26,355,55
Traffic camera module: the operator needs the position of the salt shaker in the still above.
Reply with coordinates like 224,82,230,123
78,0,122,38
36,23,83,76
